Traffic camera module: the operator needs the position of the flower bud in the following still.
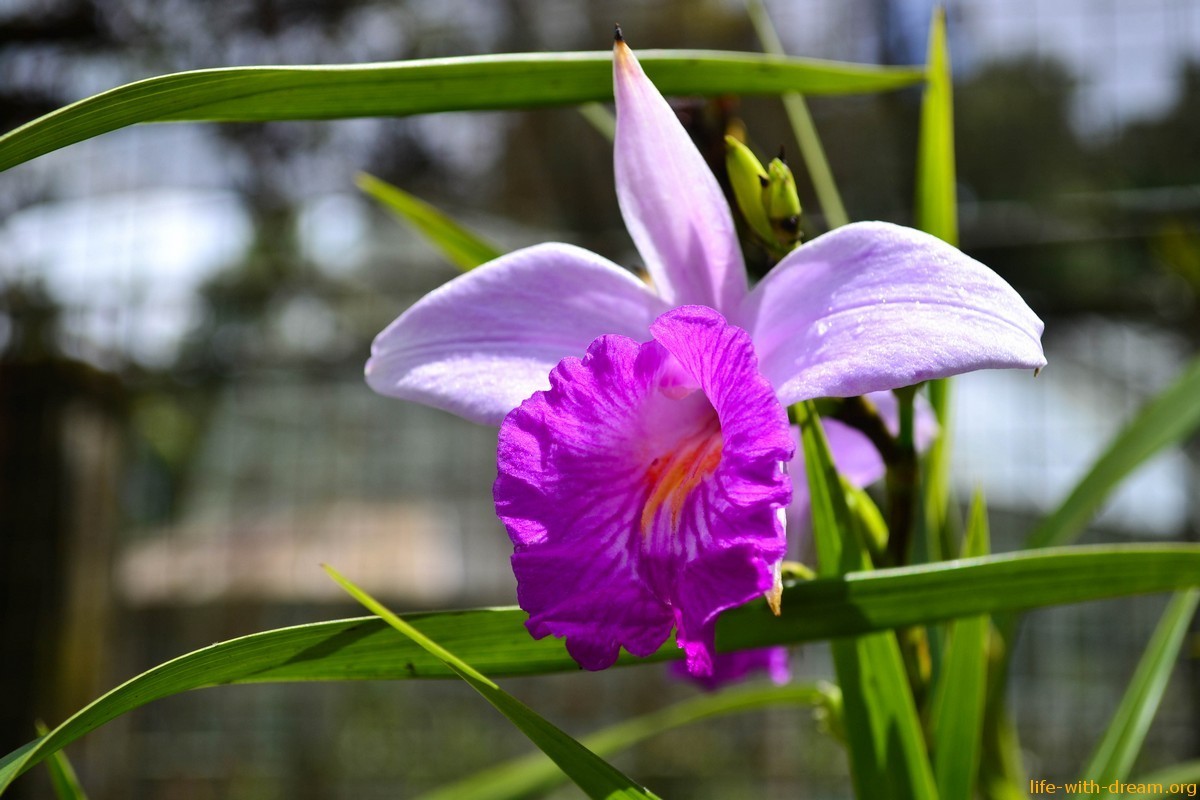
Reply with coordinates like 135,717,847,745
764,155,802,251
725,136,803,256
724,135,776,245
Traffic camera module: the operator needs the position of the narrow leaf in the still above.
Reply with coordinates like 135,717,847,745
914,7,960,568
577,102,616,141
1122,761,1200,800
1082,589,1200,792
0,51,924,172
322,564,660,800
1026,352,1200,549
915,6,957,247
356,173,502,270
797,401,938,800
929,492,990,800
417,683,835,800
4,544,1199,794
35,725,86,800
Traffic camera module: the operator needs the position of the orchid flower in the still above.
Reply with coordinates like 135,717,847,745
672,391,938,689
366,34,1045,676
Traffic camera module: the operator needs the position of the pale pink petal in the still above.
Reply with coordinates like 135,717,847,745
366,242,668,425
736,221,1046,405
613,38,747,311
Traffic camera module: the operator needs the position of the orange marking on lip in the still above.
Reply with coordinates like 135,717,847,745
640,433,723,534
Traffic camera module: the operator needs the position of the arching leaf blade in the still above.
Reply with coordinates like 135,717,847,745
322,564,660,800
356,173,503,271
797,401,938,800
417,683,835,800
929,492,990,800
1026,353,1200,550
0,51,924,172
4,545,1200,794
1082,589,1200,793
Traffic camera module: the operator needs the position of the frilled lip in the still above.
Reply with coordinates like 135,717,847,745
493,306,792,675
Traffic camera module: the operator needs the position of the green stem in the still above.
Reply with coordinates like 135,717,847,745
832,394,917,566
745,0,850,228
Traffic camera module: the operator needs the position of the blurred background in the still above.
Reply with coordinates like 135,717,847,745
1,0,1198,797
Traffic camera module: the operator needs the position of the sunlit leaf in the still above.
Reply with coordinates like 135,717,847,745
929,493,990,800
0,51,924,172
4,544,1199,794
417,683,835,800
323,564,660,800
915,7,959,567
915,6,957,247
1082,589,1200,793
356,173,503,271
797,401,938,800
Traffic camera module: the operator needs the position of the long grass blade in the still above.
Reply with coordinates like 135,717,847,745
323,564,661,800
356,173,502,271
35,724,86,800
797,401,938,799
0,51,923,172
929,493,990,800
3,544,1199,794
1082,590,1200,793
417,683,835,800
1026,353,1200,550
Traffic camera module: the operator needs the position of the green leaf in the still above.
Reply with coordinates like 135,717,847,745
1121,761,1200,800
915,6,957,247
1082,589,1200,793
322,564,660,800
577,102,616,141
797,401,938,800
0,51,924,172
356,173,503,271
417,683,836,800
35,725,86,800
4,544,1200,795
929,492,990,800
1026,352,1200,549
914,6,960,568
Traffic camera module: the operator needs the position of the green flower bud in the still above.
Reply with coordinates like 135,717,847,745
724,135,776,245
764,156,802,251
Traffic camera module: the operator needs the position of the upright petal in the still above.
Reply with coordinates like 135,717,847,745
736,221,1046,405
365,242,668,425
494,306,791,674
613,37,747,311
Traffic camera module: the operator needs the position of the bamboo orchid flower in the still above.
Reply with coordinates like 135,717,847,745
365,35,1045,676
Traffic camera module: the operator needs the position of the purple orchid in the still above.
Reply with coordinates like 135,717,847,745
673,391,938,690
365,36,1045,677
672,645,791,692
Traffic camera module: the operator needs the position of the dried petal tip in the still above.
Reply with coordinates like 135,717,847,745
613,23,624,42
766,559,783,616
